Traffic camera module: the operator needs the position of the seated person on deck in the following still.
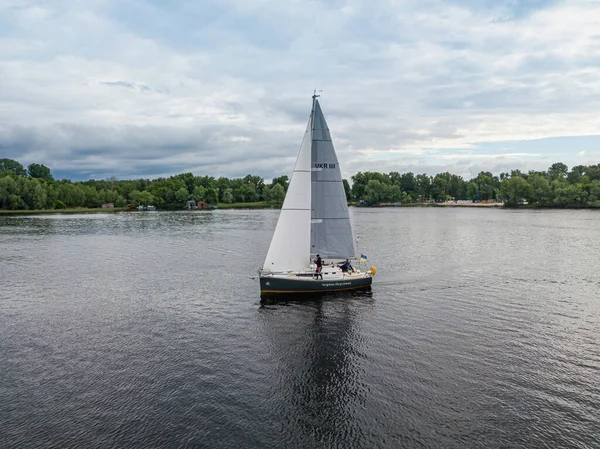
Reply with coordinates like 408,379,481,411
338,259,353,273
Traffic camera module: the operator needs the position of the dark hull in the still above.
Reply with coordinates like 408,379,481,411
260,275,372,295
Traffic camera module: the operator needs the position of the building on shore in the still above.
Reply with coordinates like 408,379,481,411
186,200,210,210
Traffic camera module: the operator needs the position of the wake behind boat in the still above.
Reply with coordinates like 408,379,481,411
259,93,376,296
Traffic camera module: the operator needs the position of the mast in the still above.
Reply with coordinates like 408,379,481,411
309,94,356,259
312,89,321,114
311,89,320,133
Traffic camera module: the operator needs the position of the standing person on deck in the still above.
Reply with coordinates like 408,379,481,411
314,254,323,280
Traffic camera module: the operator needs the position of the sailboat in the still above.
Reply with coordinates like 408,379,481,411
259,93,376,295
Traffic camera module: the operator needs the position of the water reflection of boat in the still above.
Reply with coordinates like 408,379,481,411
258,293,372,446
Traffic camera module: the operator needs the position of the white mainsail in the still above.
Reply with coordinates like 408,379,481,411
310,100,356,260
262,96,355,273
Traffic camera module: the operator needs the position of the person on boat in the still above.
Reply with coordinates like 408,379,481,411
338,258,353,273
314,254,323,280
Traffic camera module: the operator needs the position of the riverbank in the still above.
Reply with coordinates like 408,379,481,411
216,201,505,209
412,202,503,207
0,207,131,216
369,202,504,208
378,202,599,209
217,201,278,209
3,202,596,215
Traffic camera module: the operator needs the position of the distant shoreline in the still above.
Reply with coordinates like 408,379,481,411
2,202,599,215
366,202,599,209
371,202,504,208
0,207,132,216
217,201,275,209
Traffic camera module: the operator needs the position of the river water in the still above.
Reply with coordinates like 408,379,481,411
1,208,599,448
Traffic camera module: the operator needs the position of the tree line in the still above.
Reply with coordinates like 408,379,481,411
0,158,288,210
1,158,599,210
349,162,600,207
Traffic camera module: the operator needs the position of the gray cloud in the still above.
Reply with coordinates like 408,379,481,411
0,0,599,182
99,80,167,94
0,122,303,180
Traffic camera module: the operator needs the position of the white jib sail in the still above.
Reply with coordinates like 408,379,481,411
262,116,313,272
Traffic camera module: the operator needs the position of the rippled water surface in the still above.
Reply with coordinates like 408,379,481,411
1,208,599,448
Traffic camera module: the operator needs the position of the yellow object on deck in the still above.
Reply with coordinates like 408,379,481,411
370,266,377,276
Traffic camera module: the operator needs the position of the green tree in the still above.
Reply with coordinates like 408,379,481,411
270,183,285,205
399,172,417,195
584,164,600,181
27,163,54,181
431,174,449,202
263,184,272,203
350,172,367,200
548,162,568,180
400,191,411,204
234,185,247,202
216,177,231,193
206,188,219,205
448,174,466,199
527,174,552,206
343,179,352,201
552,180,587,207
129,190,155,206
56,182,85,207
500,176,532,206
175,172,195,194
192,186,206,202
45,183,58,208
27,178,48,209
384,184,401,202
98,188,123,206
350,172,390,202
0,176,19,209
83,185,100,208
474,172,500,201
244,174,265,198
415,174,431,201
466,181,478,200
271,175,289,191
175,186,189,203
364,179,384,205
567,165,586,185
588,180,600,207
0,159,27,176
221,188,234,203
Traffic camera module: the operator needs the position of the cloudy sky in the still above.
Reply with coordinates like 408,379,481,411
1,0,599,181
